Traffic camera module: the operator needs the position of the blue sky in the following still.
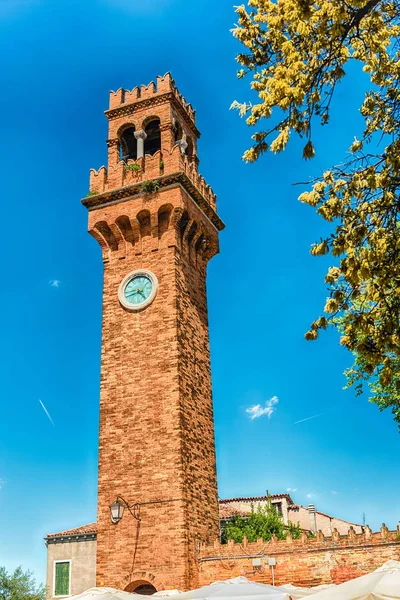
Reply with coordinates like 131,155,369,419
0,0,399,587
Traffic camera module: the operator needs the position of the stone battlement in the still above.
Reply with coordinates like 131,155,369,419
88,144,217,211
108,72,196,124
198,524,400,588
201,523,400,558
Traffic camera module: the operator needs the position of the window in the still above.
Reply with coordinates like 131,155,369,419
174,120,183,143
144,119,161,156
274,502,283,516
120,127,137,161
54,561,70,597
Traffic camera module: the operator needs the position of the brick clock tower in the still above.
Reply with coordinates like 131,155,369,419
82,74,224,593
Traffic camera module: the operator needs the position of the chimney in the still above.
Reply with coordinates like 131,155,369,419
308,504,317,533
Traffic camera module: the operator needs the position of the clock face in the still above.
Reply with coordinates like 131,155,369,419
118,270,158,311
124,275,153,307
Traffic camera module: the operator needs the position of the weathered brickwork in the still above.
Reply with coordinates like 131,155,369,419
82,74,224,592
199,525,400,587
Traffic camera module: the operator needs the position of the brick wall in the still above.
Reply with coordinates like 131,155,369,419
198,525,400,587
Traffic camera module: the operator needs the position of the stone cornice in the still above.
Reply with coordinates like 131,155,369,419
105,92,200,138
45,533,97,545
82,173,225,231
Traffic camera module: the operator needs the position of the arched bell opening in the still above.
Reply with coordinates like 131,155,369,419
144,118,161,156
119,126,137,161
173,120,183,143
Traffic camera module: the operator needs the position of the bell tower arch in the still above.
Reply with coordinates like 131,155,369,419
82,73,224,591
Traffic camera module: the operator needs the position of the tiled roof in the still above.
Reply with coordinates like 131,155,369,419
219,494,294,504
46,523,98,539
219,504,248,519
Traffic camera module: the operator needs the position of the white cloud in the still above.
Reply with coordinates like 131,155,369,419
0,478,6,490
246,396,279,420
49,279,61,288
331,490,338,495
287,487,298,492
306,493,314,499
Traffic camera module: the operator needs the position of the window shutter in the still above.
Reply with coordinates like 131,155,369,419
55,562,70,596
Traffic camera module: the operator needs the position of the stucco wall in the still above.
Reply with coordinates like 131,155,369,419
221,499,290,525
46,539,96,599
288,505,363,535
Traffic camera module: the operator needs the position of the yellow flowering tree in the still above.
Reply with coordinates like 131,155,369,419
232,0,400,425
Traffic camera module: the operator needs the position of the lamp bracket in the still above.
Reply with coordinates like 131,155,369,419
115,495,141,521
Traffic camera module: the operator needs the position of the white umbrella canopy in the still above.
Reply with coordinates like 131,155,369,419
68,588,135,600
304,561,400,600
278,584,335,598
66,579,289,600
174,576,291,600
69,588,179,600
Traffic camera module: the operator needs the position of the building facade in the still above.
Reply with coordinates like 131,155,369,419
46,525,97,598
45,494,366,598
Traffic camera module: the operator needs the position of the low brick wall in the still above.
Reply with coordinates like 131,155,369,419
198,525,400,587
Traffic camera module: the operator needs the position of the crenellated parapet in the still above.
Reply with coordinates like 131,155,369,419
109,73,195,121
107,72,197,137
198,524,400,588
181,154,217,210
86,143,220,226
200,523,400,559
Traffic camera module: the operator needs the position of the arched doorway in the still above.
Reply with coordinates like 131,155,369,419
125,579,158,596
132,583,157,595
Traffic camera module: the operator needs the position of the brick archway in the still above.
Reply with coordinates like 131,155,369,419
125,580,157,595
122,571,166,594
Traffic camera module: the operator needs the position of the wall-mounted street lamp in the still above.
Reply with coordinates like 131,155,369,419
109,495,183,525
109,496,141,524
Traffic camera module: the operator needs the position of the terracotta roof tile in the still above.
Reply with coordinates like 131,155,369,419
219,494,294,504
46,523,98,539
219,504,248,519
